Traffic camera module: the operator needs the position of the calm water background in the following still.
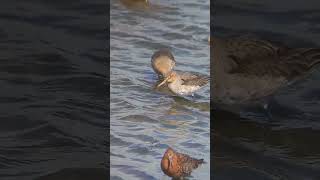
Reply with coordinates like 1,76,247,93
0,1,106,179
110,0,210,179
213,0,320,179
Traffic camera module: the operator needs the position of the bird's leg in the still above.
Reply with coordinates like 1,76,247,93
190,93,195,101
263,103,273,121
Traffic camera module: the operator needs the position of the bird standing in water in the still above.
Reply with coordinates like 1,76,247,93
151,49,209,95
157,71,209,96
161,147,204,179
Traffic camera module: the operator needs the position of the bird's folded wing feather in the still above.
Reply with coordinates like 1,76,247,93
181,75,210,86
176,71,199,80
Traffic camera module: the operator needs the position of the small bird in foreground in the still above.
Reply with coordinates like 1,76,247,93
157,71,209,96
161,147,204,179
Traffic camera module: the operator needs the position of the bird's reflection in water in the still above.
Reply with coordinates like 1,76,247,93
172,96,210,112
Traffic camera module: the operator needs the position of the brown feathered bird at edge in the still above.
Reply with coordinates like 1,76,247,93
161,147,204,179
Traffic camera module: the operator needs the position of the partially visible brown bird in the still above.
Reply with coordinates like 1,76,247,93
161,147,204,179
212,36,320,105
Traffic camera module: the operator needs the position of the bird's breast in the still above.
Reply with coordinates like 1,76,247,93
213,73,286,104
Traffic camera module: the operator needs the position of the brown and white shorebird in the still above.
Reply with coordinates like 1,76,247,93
151,49,209,95
161,147,204,179
212,36,320,106
157,71,209,96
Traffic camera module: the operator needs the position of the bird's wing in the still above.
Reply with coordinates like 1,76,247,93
177,153,204,168
177,154,204,177
176,71,199,80
176,153,202,176
181,75,210,86
225,36,283,59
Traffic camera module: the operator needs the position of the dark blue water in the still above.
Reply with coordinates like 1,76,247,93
0,1,107,179
213,0,320,179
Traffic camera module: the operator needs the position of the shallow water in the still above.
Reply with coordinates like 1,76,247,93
0,1,106,179
213,0,320,179
110,0,210,179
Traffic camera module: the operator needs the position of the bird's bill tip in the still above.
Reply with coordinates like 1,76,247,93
157,76,170,87
157,80,166,87
168,154,173,168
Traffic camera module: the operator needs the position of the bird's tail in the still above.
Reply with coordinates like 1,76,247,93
299,48,320,70
282,48,320,80
197,158,205,164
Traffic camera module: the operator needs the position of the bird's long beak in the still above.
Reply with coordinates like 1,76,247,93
157,75,170,88
168,155,173,168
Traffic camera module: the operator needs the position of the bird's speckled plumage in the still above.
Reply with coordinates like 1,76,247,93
161,147,204,178
212,36,320,105
157,71,209,95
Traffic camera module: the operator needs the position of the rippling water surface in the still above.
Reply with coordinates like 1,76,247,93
110,0,210,179
0,1,106,179
213,0,320,179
